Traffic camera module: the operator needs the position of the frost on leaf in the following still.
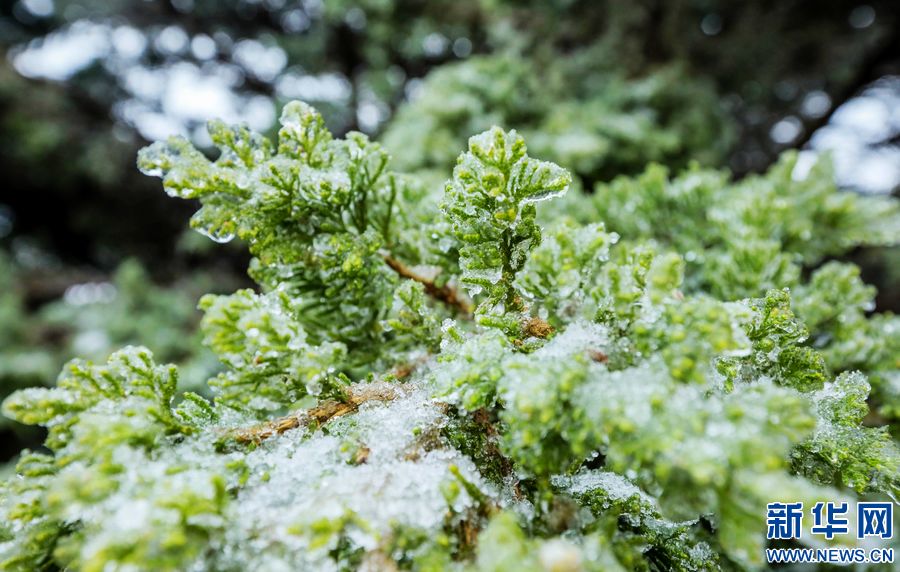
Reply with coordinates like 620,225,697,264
199,289,348,414
516,220,618,325
718,289,827,392
792,372,900,495
139,102,406,347
442,127,571,314
2,346,193,451
3,100,898,571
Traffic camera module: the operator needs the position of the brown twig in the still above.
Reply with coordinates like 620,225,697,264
588,349,608,364
230,383,406,445
522,316,554,339
381,252,473,315
228,358,426,446
352,446,371,465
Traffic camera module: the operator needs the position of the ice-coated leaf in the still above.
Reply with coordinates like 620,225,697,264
442,126,571,313
3,99,897,572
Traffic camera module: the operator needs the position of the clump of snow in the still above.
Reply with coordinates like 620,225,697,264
555,470,647,503
532,321,610,361
214,383,496,569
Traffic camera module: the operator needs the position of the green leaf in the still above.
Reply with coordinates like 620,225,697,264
442,126,571,313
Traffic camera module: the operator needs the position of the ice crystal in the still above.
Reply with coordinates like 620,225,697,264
442,127,571,314
2,101,898,571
